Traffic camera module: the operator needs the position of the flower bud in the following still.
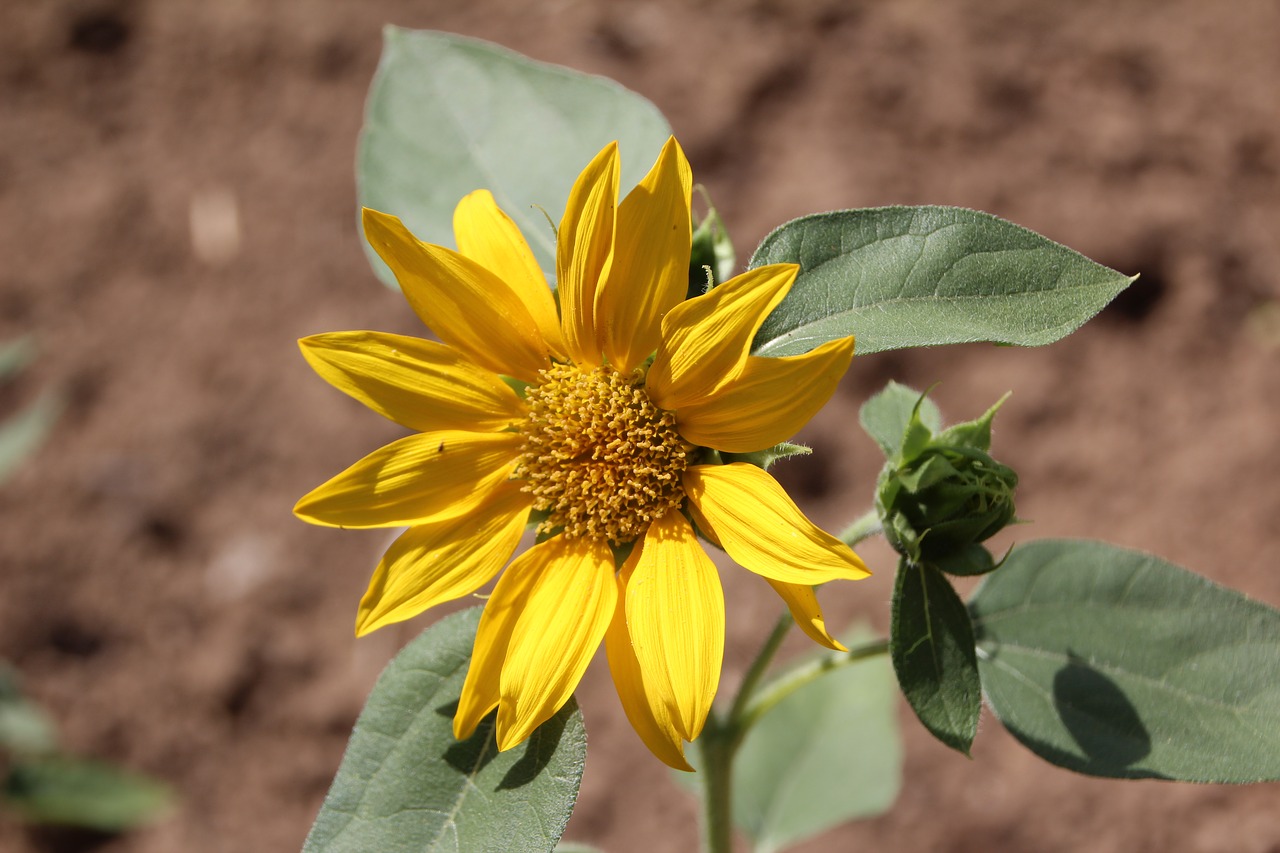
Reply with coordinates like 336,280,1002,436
875,393,1018,569
687,202,735,298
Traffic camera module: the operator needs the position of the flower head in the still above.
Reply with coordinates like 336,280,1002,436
295,138,869,769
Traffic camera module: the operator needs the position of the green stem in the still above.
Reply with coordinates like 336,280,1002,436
697,725,735,853
695,613,890,852
698,614,792,853
737,638,891,734
728,612,793,726
839,508,883,547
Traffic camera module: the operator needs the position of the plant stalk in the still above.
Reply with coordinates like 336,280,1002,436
728,612,793,726
695,611,890,852
738,638,890,733
697,726,735,853
839,508,883,547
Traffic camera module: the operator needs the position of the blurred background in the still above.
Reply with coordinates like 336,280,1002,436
2,1,1278,851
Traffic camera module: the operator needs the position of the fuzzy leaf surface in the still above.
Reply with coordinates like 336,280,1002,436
303,607,587,853
750,207,1134,356
970,539,1280,781
891,561,981,754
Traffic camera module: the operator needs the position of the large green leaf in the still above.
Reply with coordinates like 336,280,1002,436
970,539,1280,781
358,27,672,287
303,607,587,853
750,207,1135,357
732,633,902,853
2,757,172,831
890,561,981,755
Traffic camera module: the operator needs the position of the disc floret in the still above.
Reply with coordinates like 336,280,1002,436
516,362,693,545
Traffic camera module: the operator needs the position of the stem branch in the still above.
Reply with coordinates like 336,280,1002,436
839,508,883,547
728,612,793,725
737,638,890,733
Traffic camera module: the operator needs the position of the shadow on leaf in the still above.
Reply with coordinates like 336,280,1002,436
1052,651,1152,771
499,704,572,791
441,704,499,778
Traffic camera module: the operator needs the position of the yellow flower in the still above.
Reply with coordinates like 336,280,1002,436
295,138,869,770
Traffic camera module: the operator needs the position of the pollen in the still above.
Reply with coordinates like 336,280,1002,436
515,362,694,545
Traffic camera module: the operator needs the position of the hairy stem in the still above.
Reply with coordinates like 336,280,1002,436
839,508,883,547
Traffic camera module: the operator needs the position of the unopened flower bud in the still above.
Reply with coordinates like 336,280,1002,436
875,393,1018,569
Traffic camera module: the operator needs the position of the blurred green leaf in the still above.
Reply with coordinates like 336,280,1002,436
0,665,57,757
0,338,34,379
858,381,941,459
970,539,1280,782
303,607,587,853
0,390,60,486
732,632,902,853
359,27,672,287
2,757,172,832
891,561,981,755
553,844,606,853
750,207,1134,357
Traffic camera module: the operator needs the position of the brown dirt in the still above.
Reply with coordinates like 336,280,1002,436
2,1,1278,851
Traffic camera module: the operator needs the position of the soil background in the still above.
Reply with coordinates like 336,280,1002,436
2,1,1279,851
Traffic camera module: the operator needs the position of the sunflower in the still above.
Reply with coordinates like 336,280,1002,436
295,137,869,769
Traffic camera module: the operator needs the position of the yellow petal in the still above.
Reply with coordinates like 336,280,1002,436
496,536,617,750
626,512,724,742
453,190,567,359
647,264,798,411
557,143,619,365
362,209,551,382
605,545,694,771
765,580,848,652
299,331,525,433
455,540,546,740
355,484,533,636
675,336,855,453
685,463,871,584
294,430,522,528
597,137,693,373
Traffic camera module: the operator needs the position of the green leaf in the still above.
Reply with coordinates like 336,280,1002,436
303,607,587,853
0,390,60,487
0,665,58,757
0,338,34,379
970,539,1280,782
891,561,981,755
553,844,606,853
858,381,941,459
2,757,172,831
931,543,998,577
750,207,1135,357
359,27,672,287
732,633,902,853
933,392,1009,452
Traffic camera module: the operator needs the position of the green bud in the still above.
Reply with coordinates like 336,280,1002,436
876,392,1018,568
687,194,736,299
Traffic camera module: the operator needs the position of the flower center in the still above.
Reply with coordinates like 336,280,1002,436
516,362,693,545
